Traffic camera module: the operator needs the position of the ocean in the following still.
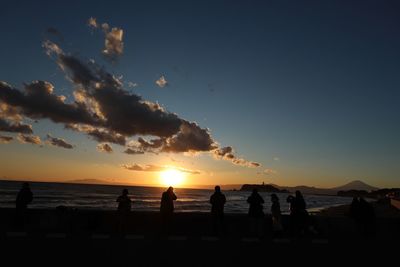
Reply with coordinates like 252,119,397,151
0,180,352,214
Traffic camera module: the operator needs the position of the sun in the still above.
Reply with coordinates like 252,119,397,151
160,169,185,187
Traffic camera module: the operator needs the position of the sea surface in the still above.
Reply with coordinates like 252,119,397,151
0,180,352,214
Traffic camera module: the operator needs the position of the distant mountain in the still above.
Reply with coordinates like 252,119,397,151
66,179,113,185
277,185,336,196
332,180,378,192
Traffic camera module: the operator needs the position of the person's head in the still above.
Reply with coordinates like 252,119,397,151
271,194,279,202
215,186,221,193
252,188,258,194
22,182,30,189
295,190,303,198
122,189,128,196
167,186,174,193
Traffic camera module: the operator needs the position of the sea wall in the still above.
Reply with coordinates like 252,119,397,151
0,208,399,240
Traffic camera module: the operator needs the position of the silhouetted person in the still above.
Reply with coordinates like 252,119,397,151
247,189,264,237
210,185,226,236
15,182,33,229
160,186,177,234
358,197,376,238
271,194,283,236
287,191,308,237
116,189,132,234
117,189,132,213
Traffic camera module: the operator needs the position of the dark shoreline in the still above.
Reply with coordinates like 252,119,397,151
1,207,399,266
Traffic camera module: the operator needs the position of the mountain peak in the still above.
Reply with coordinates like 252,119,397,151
332,180,378,192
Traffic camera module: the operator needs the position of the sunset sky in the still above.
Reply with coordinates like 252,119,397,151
1,0,399,188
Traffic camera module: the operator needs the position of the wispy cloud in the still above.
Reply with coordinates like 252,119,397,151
97,143,113,153
155,76,168,88
17,134,41,145
46,134,73,149
213,146,260,168
0,134,13,144
122,163,200,174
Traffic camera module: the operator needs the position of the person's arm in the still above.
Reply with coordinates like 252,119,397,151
172,193,177,200
222,195,226,205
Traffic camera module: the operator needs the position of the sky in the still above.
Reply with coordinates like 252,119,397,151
0,0,399,188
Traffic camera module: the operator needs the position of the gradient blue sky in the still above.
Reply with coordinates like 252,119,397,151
1,0,399,188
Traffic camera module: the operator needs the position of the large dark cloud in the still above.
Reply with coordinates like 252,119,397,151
0,37,259,168
0,81,99,126
161,121,217,153
0,118,33,134
46,134,74,149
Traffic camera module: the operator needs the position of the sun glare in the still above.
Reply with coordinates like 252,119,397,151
160,169,185,187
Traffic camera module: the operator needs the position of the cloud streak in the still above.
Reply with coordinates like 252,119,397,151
0,134,13,144
46,134,73,149
122,163,200,174
17,134,41,145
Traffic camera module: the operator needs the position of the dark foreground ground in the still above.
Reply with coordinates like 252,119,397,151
1,207,399,266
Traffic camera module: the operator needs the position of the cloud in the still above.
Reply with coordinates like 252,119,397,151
155,76,168,88
97,143,113,153
17,134,41,145
122,163,200,174
161,121,217,153
102,27,124,61
87,17,98,28
1,36,259,168
65,124,126,145
0,80,99,126
273,157,280,161
124,148,145,155
263,168,277,175
0,134,13,144
213,146,260,168
127,82,138,88
87,18,123,61
0,118,33,134
46,134,73,149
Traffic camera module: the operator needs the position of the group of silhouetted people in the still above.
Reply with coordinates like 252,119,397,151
14,182,376,238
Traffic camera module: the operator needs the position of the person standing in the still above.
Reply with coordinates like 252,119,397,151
160,186,177,234
210,185,226,236
247,189,265,237
15,182,33,228
270,194,283,236
116,189,132,234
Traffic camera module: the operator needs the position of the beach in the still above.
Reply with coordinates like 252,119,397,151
1,203,399,266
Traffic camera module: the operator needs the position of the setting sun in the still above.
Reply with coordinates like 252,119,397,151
160,169,185,187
